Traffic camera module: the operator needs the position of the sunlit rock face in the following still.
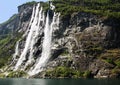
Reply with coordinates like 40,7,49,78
10,3,61,76
1,1,120,78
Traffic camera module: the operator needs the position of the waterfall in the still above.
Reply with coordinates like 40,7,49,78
14,3,41,70
13,41,19,59
13,2,60,76
29,11,51,75
10,40,20,67
29,5,60,76
24,7,44,69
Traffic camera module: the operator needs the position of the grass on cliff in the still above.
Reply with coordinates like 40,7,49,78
22,1,37,6
100,49,120,68
19,0,120,19
21,1,49,11
52,0,120,19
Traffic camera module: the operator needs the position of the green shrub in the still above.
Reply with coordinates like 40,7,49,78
108,58,114,63
115,61,120,68
45,66,83,78
52,0,120,19
83,70,91,78
24,1,37,5
7,71,27,78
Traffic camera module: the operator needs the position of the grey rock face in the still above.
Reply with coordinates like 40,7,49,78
43,12,120,78
1,3,120,78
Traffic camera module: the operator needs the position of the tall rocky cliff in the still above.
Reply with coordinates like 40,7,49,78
0,1,120,78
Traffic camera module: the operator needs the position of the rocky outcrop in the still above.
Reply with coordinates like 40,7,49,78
0,3,35,71
17,4,34,32
0,3,34,36
0,2,120,78
41,12,120,78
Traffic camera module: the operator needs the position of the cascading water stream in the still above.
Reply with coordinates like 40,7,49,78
24,7,44,69
29,11,51,75
13,41,20,60
14,3,40,70
10,40,20,66
29,12,60,76
9,40,20,67
13,2,60,76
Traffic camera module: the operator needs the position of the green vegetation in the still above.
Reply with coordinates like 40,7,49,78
0,33,22,68
0,73,5,78
52,0,120,18
115,60,120,68
41,2,49,11
45,66,92,78
85,45,104,55
105,58,114,64
112,68,120,74
21,1,49,12
22,1,37,6
100,49,120,66
7,71,27,78
83,70,91,78
18,0,120,19
0,14,17,27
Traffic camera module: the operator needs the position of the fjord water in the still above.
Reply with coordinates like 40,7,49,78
0,78,120,85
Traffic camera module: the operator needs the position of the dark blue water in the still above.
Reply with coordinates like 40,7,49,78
0,78,120,85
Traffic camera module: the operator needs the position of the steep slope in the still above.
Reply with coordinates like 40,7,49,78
0,0,120,78
0,13,19,69
0,2,34,70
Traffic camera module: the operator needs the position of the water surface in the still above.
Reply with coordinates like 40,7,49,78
0,78,120,85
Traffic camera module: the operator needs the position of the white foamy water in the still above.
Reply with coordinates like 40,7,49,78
29,11,51,75
14,3,40,70
13,41,19,59
13,3,60,76
24,7,44,69
29,11,60,76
